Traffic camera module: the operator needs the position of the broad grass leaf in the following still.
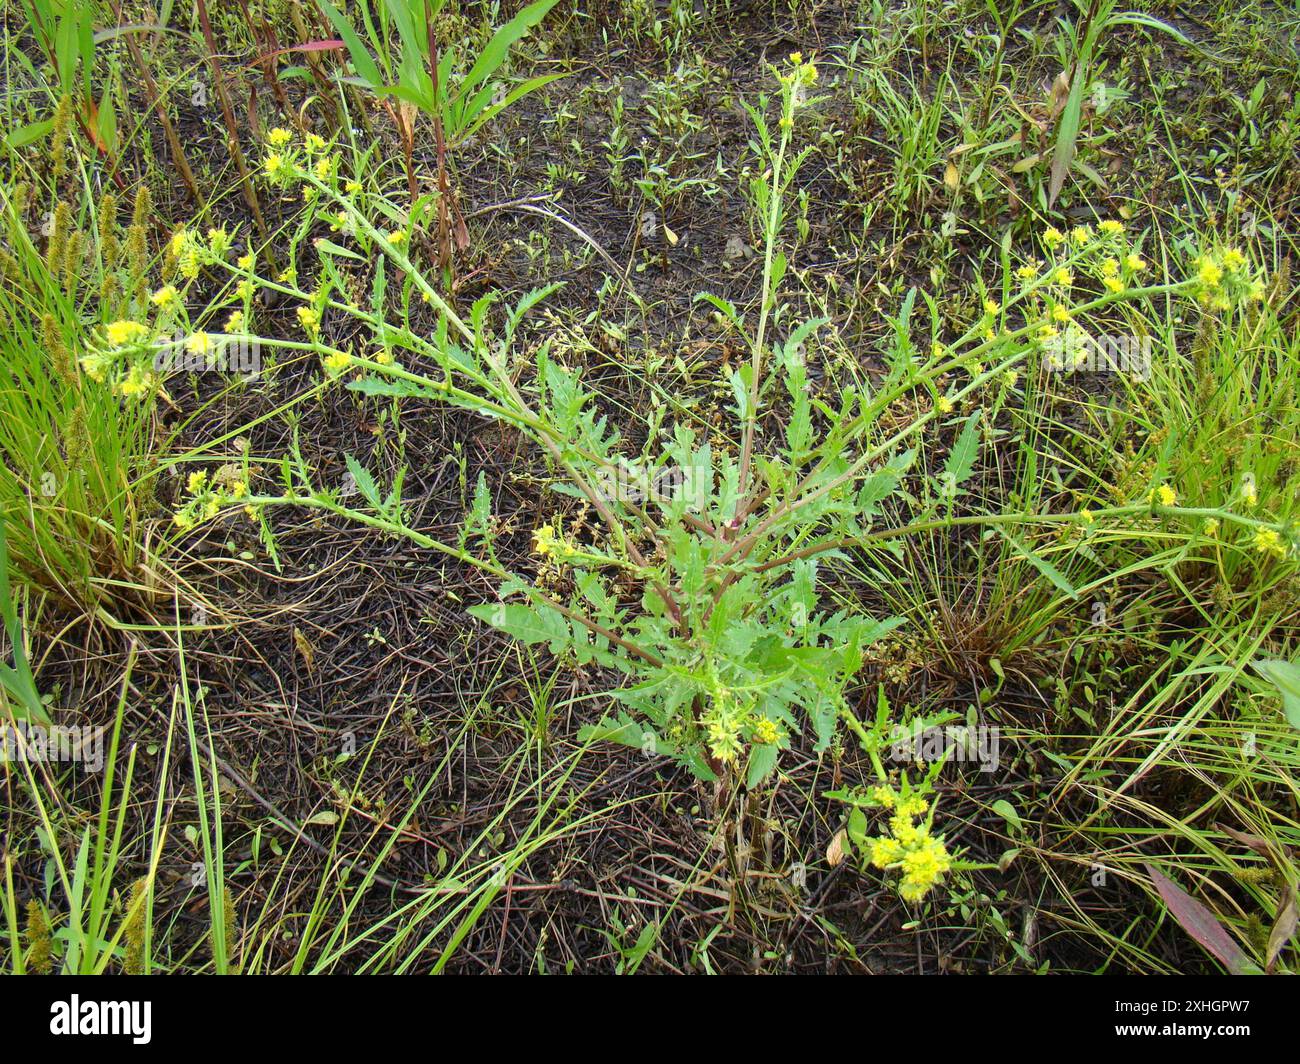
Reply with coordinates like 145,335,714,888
1252,658,1300,729
1145,864,1252,974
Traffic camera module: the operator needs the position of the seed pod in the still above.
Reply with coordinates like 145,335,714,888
43,313,75,386
61,229,83,293
125,222,148,305
122,878,150,975
131,183,152,231
99,190,119,266
25,899,53,974
51,95,73,185
64,404,90,473
47,200,71,272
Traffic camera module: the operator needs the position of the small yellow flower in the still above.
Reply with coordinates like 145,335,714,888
297,306,321,335
1103,276,1125,293
187,470,208,494
983,298,1000,316
186,331,215,358
304,133,327,154
707,717,742,765
753,717,780,745
267,127,292,148
151,285,179,309
1002,369,1020,389
206,227,231,256
1079,508,1094,524
322,351,350,375
224,310,245,334
79,351,113,382
533,524,558,556
385,230,407,247
1054,267,1074,287
264,153,285,177
1070,225,1093,247
1203,518,1220,537
237,252,254,270
1043,226,1065,248
1222,248,1246,272
1253,527,1287,558
116,364,156,398
1125,253,1147,273
105,320,149,346
178,249,201,281
1196,258,1223,288
345,180,362,195
936,395,954,414
1153,484,1177,507
867,836,904,869
1016,263,1038,281
1052,303,1071,323
897,794,928,818
1098,219,1124,236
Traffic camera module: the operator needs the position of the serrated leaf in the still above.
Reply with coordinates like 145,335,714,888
468,602,568,649
344,453,382,508
942,411,982,496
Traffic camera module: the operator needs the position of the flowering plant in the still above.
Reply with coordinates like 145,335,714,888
157,58,1292,901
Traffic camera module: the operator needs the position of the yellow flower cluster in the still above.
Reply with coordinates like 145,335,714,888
862,784,952,902
263,152,294,185
1192,247,1266,310
321,351,351,376
168,226,236,280
116,364,157,399
753,716,781,746
104,319,150,346
172,465,252,531
81,321,159,397
297,305,322,336
169,228,202,280
532,522,563,557
262,128,339,196
782,52,818,88
151,284,180,311
1151,483,1177,507
1253,527,1289,559
1034,219,1141,306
